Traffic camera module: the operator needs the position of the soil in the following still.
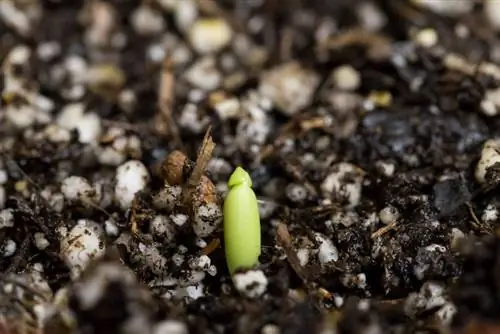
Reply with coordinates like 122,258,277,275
2,0,500,333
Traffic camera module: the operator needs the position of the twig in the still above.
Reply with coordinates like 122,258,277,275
200,238,220,256
275,222,335,311
156,56,182,148
181,127,215,213
371,221,398,239
319,28,393,61
276,222,311,283
466,202,492,235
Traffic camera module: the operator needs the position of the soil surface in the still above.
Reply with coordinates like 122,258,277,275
1,0,500,333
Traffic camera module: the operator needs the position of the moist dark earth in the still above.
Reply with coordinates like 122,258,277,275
3,0,500,333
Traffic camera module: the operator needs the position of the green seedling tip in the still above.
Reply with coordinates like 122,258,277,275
223,166,261,275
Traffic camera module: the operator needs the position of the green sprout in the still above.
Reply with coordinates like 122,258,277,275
223,166,261,275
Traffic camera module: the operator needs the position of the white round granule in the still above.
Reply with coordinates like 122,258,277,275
104,219,120,237
233,270,268,299
150,215,175,242
172,253,185,267
321,162,364,208
153,320,188,334
332,65,361,91
379,206,399,225
170,213,188,226
261,324,281,334
61,175,99,203
188,18,232,55
189,255,211,271
0,170,8,184
34,232,49,250
476,139,500,183
174,0,198,32
56,103,85,129
2,240,16,257
485,0,500,30
96,146,126,166
297,248,310,266
482,203,499,223
286,183,308,203
115,160,150,209
77,112,102,144
481,99,498,117
60,220,106,278
314,233,339,265
131,4,166,36
192,202,222,237
414,28,438,48
207,265,217,276
185,284,204,300
0,209,14,229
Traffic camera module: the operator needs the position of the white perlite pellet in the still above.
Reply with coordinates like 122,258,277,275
192,202,223,237
61,175,101,205
233,270,268,298
332,65,361,91
314,233,339,265
379,206,400,225
153,320,188,334
115,160,150,209
34,232,49,250
188,18,232,55
321,162,364,208
0,209,14,229
2,239,16,257
476,139,500,183
60,219,106,278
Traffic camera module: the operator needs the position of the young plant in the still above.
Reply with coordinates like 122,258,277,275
223,166,261,274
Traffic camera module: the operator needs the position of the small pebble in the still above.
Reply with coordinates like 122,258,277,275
34,232,49,250
131,4,166,36
61,175,101,205
314,233,339,265
476,139,500,184
332,65,361,91
153,320,188,334
171,213,188,227
485,0,500,30
233,270,268,298
259,61,320,116
115,160,150,209
414,28,438,48
285,183,308,203
321,163,364,208
174,0,198,32
261,324,281,334
60,220,106,278
379,206,399,225
185,57,221,91
482,203,498,224
193,203,223,237
150,215,175,242
2,239,16,257
411,0,473,17
188,18,232,54
189,255,211,271
0,209,14,229
104,219,120,237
